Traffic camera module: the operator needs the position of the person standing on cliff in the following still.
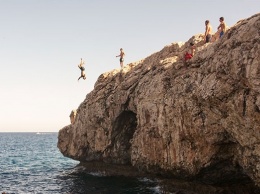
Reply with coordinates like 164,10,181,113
218,17,226,38
116,48,125,68
204,20,213,43
78,58,86,81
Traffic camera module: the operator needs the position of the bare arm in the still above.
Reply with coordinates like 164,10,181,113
223,22,227,32
79,58,85,66
217,23,222,31
116,52,125,57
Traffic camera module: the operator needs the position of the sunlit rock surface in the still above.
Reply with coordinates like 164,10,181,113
58,13,260,186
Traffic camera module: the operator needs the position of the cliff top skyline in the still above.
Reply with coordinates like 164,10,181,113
0,0,259,132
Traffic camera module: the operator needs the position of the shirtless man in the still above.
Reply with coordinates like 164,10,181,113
78,58,86,81
204,20,212,43
218,17,226,38
116,48,125,68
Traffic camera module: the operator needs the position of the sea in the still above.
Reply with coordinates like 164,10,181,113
0,133,165,194
1,133,260,194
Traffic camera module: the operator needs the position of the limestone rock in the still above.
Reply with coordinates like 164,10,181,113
58,13,260,186
69,109,77,124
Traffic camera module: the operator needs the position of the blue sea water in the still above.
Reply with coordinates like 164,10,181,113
1,133,260,194
0,133,164,194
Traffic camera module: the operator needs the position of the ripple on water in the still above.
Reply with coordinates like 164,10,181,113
1,133,166,194
1,133,260,194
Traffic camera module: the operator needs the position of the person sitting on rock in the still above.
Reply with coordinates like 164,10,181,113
78,58,86,81
184,42,195,61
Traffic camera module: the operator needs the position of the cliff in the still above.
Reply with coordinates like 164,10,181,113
58,13,260,186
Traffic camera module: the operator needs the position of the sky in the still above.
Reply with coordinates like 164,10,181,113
0,0,259,132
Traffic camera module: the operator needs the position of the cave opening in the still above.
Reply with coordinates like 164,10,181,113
106,110,137,164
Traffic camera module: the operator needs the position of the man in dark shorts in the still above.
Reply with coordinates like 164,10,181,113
116,48,125,68
204,20,212,43
218,17,226,38
78,58,86,81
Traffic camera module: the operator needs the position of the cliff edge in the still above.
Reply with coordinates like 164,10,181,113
58,14,260,186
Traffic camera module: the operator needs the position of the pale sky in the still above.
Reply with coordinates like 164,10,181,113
0,0,259,132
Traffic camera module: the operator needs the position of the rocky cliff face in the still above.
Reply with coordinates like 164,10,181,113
58,14,260,186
